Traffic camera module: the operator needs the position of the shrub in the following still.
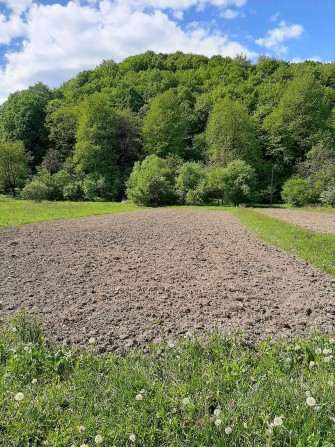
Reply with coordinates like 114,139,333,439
63,182,84,201
127,155,176,206
320,186,335,207
223,160,257,206
21,180,49,202
281,178,319,207
176,162,207,204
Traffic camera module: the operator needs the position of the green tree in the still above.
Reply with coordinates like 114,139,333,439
207,168,226,205
143,90,188,158
0,141,30,197
222,160,257,206
176,162,206,204
0,83,52,167
206,97,260,167
126,155,176,206
281,178,320,207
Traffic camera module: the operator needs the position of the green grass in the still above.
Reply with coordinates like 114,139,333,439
0,200,141,227
228,208,335,277
1,315,334,447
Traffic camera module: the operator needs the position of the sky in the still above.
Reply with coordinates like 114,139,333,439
0,0,334,103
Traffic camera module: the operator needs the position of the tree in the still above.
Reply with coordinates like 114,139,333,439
206,97,260,167
143,90,188,158
281,178,320,207
126,155,176,206
176,162,206,204
0,83,52,167
0,141,30,197
222,160,257,206
207,168,226,205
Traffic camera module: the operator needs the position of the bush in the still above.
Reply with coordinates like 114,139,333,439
21,180,49,202
223,160,257,206
63,182,84,201
320,186,335,207
281,178,319,207
127,155,176,206
176,162,207,204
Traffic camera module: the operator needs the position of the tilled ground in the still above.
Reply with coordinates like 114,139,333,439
1,209,335,352
255,208,335,234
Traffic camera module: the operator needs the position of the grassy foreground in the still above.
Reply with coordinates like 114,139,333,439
227,208,335,277
0,200,140,227
1,315,335,447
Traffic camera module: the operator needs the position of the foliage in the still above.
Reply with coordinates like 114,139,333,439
320,186,335,207
222,160,257,206
207,168,226,204
127,155,176,206
0,140,30,197
206,97,260,167
281,178,320,207
63,181,84,201
21,180,49,202
1,315,335,446
176,162,207,204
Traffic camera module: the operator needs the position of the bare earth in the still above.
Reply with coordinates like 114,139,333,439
1,209,335,352
255,208,335,234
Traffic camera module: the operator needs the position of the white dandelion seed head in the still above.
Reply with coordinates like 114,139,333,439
171,408,177,414
135,394,143,401
286,357,291,363
315,348,322,354
305,390,311,397
309,361,315,368
323,349,332,355
314,405,321,412
214,418,222,426
329,338,335,344
14,392,24,401
328,380,334,386
324,356,331,362
129,434,136,442
306,396,316,407
182,397,190,405
88,337,96,344
95,434,103,444
31,378,37,384
11,326,17,332
78,425,86,432
139,389,145,394
273,416,283,427
214,408,221,417
184,331,192,338
168,341,175,348
225,426,232,434
294,345,301,351
243,422,248,429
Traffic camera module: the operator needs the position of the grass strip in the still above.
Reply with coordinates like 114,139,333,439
229,207,335,277
1,314,335,447
0,200,141,227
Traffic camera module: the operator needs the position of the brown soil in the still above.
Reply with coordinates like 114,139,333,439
255,208,335,234
1,209,335,352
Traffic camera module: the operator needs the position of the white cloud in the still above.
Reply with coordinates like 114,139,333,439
0,13,27,44
269,12,280,22
255,20,304,56
291,55,322,63
172,10,184,20
0,0,254,103
220,8,239,19
2,0,33,14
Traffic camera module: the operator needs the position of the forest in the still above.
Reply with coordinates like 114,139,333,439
0,51,335,206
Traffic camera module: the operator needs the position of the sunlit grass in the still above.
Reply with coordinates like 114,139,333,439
0,200,141,227
1,314,335,447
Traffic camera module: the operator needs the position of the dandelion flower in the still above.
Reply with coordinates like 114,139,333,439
168,341,175,348
95,434,103,444
129,434,136,442
182,397,190,405
184,331,192,338
11,326,17,332
135,394,143,401
328,380,334,386
324,356,331,362
214,408,221,417
309,361,315,368
214,419,222,426
31,379,37,384
225,426,232,434
14,392,24,401
315,348,322,354
294,345,301,351
306,396,316,407
88,337,96,344
323,349,332,355
273,416,283,427
329,338,335,344
243,422,248,429
305,390,311,397
78,425,86,432
314,405,321,412
140,389,145,394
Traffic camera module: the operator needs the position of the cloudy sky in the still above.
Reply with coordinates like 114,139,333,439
0,0,334,103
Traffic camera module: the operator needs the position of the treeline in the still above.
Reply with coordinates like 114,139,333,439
0,51,335,206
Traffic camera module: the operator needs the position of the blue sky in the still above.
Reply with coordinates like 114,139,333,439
0,0,334,103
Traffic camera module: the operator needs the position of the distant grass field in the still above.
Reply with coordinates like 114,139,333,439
0,199,140,227
1,314,335,447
